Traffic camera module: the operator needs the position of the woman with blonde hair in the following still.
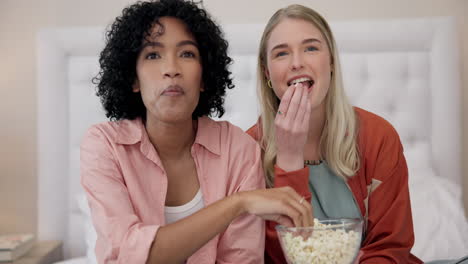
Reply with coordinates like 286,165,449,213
247,4,423,263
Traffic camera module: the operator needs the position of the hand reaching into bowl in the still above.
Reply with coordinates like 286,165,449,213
235,186,314,228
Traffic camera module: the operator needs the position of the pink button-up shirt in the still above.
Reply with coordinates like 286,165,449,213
80,117,265,264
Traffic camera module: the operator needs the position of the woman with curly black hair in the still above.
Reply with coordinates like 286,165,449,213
94,0,232,121
80,0,313,263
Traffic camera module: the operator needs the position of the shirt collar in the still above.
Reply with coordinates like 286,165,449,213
194,116,221,156
114,116,221,156
115,118,144,145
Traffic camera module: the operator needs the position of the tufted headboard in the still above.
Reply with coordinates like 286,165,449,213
37,17,466,261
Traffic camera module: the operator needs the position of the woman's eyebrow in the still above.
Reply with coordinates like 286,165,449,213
302,38,321,44
270,38,322,53
141,41,163,49
177,40,198,48
141,40,198,49
270,43,288,53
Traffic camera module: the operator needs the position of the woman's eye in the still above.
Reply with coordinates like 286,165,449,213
145,52,160,59
275,51,288,57
181,51,196,58
305,46,318,52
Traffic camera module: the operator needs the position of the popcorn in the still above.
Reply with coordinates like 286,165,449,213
279,219,361,264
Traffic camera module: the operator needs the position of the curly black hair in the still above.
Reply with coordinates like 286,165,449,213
93,0,234,120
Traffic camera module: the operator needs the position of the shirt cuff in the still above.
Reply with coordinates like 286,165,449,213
117,224,159,264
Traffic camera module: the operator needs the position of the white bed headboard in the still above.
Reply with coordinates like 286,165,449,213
37,17,463,260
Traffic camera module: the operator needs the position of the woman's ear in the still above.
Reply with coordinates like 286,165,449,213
200,81,205,92
132,80,140,93
263,67,270,80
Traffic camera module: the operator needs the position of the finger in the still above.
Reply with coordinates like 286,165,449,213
288,190,313,227
281,188,309,227
295,196,312,227
289,192,313,227
298,196,314,227
272,215,295,228
302,97,312,131
285,83,306,122
294,198,312,227
267,187,306,227
295,83,310,124
277,85,295,117
303,200,314,227
282,200,304,227
278,198,303,227
263,188,302,227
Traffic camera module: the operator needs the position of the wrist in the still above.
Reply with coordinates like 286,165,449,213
277,153,304,172
230,192,248,218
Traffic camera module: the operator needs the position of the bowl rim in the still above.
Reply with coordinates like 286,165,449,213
275,218,363,232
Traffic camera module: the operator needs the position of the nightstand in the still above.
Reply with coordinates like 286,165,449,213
11,241,62,264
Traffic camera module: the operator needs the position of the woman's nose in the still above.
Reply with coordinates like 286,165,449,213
290,52,304,71
163,56,181,78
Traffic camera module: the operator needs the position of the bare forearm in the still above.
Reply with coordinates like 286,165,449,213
146,194,245,264
145,186,312,263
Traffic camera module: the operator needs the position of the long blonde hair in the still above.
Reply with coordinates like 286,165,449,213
257,4,360,187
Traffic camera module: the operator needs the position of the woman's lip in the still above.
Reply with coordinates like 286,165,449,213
289,81,314,91
161,85,184,96
287,75,314,86
308,83,314,93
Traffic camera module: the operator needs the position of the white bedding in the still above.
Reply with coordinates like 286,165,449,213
411,174,468,260
406,145,468,260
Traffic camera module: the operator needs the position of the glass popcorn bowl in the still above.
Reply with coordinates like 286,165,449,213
276,218,363,264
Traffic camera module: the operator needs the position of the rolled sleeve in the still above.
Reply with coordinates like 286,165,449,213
80,127,159,264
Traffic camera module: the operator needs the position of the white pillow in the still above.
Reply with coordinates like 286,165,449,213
76,194,98,264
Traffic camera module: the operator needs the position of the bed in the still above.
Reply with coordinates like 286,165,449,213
37,17,468,263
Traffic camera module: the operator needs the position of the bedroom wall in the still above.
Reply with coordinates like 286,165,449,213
0,0,466,235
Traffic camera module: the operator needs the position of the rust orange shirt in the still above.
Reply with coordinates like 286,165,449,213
247,107,422,264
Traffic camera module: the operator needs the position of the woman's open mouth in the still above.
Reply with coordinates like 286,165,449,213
287,77,315,92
